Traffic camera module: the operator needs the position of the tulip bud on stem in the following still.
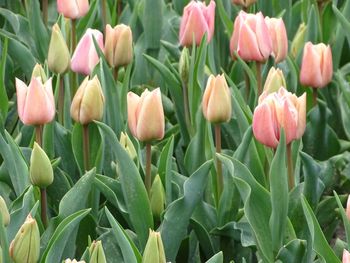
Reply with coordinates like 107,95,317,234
42,0,48,26
256,62,262,96
312,88,318,107
287,143,294,190
215,125,223,199
35,125,43,147
145,144,152,197
83,124,90,171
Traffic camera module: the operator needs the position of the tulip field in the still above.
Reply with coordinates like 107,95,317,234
2,0,350,262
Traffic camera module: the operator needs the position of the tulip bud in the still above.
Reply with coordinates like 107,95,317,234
48,23,70,74
300,42,333,88
142,230,166,263
64,259,86,263
105,24,133,68
291,23,307,58
179,47,190,84
179,0,216,47
120,132,137,160
31,64,47,82
30,142,54,188
89,240,106,263
9,214,40,263
265,17,288,63
57,0,90,19
344,250,350,263
71,76,104,124
263,67,286,94
231,0,256,8
230,11,272,62
150,175,165,219
127,88,165,142
0,196,10,226
71,29,104,75
16,77,55,125
202,74,232,123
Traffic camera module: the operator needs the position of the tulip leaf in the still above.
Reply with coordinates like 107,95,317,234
216,0,233,36
0,37,8,120
333,191,350,252
96,121,153,249
332,4,350,47
158,136,174,205
305,4,318,43
143,0,163,49
205,251,223,263
160,160,212,262
276,239,307,263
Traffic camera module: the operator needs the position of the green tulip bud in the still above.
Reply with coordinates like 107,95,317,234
64,259,86,263
9,214,40,263
119,132,137,160
0,196,10,226
89,240,106,263
30,142,54,188
48,23,70,74
179,47,190,84
263,67,286,94
291,23,307,58
31,64,47,82
142,230,166,263
150,175,165,219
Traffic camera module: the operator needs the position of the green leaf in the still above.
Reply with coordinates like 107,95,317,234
160,161,212,262
276,239,307,263
216,0,233,36
306,4,318,43
333,191,350,252
205,251,223,263
332,4,350,46
143,0,163,49
0,37,8,120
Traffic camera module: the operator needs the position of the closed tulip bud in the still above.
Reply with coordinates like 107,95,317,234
179,47,190,84
89,241,106,263
179,0,216,47
120,132,137,160
64,259,86,263
16,77,55,125
263,67,286,94
0,196,10,226
252,87,306,148
202,74,232,123
142,230,166,263
48,23,70,74
291,23,307,58
150,175,165,218
344,250,350,263
71,29,104,75
9,214,40,263
105,24,133,68
70,76,105,124
30,142,54,188
300,42,333,88
231,0,256,8
230,11,272,62
57,0,89,19
265,17,288,63
31,64,47,82
127,88,165,142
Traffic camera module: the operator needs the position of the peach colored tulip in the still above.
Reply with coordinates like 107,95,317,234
343,250,350,263
230,11,272,62
127,88,164,142
300,42,333,88
179,0,216,47
16,77,55,125
202,74,232,123
71,29,104,75
252,87,306,148
265,17,288,63
232,0,256,8
57,0,89,19
105,24,133,68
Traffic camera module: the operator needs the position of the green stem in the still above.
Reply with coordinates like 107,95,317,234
182,81,193,136
145,143,152,197
312,88,318,107
117,0,122,22
58,76,64,125
287,143,294,191
101,0,107,31
71,19,77,94
215,124,223,200
244,70,250,101
114,67,119,82
40,188,48,228
35,125,43,147
83,124,90,171
42,0,48,26
256,62,262,97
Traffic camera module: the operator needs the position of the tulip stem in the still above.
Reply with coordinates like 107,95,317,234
145,143,152,198
42,0,48,26
244,71,250,101
35,125,43,147
71,19,77,52
101,0,107,31
182,81,193,136
312,88,318,107
215,124,223,200
83,124,90,171
40,188,48,228
58,76,65,125
114,67,119,82
256,62,262,97
287,143,294,191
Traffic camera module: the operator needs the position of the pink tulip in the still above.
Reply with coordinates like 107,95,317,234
179,0,216,47
300,42,333,88
16,77,55,125
57,0,89,19
252,87,306,148
230,11,272,62
343,250,350,263
265,17,288,63
71,29,104,75
127,88,165,142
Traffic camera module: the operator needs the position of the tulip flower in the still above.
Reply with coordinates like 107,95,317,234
71,29,104,75
48,23,70,74
202,74,232,123
16,77,55,125
300,42,333,88
142,230,166,263
30,142,54,188
89,241,107,263
252,87,306,148
31,63,47,82
230,11,272,62
344,250,350,263
291,23,307,58
120,132,137,161
70,76,105,125
127,88,165,142
105,24,133,68
57,0,90,19
265,17,288,63
0,196,10,226
10,214,40,263
179,0,216,47
231,0,256,8
263,67,286,94
150,175,165,218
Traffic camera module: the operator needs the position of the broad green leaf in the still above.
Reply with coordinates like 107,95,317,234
190,218,215,259
332,4,350,46
216,0,233,36
333,191,350,252
143,0,162,49
306,4,318,43
276,239,307,263
205,251,223,263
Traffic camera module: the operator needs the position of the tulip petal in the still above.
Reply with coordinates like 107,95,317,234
300,42,323,88
71,77,89,123
296,92,306,139
15,78,28,122
57,0,79,19
230,11,246,57
127,92,140,138
202,1,216,42
321,45,333,87
237,22,263,61
255,12,272,61
76,0,89,17
104,24,116,67
281,99,298,144
202,75,215,119
343,250,350,263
